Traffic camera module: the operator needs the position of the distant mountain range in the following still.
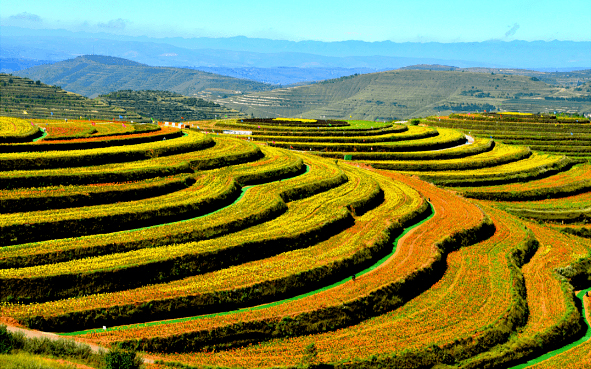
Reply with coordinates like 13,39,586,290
2,26,589,77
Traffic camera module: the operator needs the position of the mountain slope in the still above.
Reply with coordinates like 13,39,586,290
217,70,591,120
98,90,246,121
14,55,274,98
0,74,145,121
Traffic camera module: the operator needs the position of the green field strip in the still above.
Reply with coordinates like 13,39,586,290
31,130,48,142
509,287,591,369
59,203,435,336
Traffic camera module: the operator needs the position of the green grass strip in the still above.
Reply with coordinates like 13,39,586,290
60,202,434,336
32,130,48,142
509,287,591,369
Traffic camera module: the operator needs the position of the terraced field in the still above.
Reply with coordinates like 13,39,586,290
424,113,591,160
0,115,589,369
0,74,145,121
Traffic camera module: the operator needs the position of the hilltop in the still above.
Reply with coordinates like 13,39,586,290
0,74,145,121
14,55,274,98
217,69,591,120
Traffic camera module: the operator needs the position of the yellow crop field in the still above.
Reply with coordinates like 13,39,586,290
0,116,589,369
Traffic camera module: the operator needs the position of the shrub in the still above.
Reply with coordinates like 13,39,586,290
105,348,142,369
301,343,319,365
0,325,12,354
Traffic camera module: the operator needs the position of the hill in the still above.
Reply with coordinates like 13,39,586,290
98,90,246,121
217,69,591,120
0,74,145,121
14,55,274,98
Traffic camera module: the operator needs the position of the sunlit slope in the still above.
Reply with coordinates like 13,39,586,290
14,55,273,98
219,70,589,120
0,74,144,121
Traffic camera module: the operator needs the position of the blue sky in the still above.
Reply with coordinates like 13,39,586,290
2,0,590,42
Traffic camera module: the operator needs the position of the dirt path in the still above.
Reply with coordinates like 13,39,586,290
3,322,155,364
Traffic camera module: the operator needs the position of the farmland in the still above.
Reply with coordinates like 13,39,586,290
0,114,590,369
0,74,145,122
215,70,591,120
